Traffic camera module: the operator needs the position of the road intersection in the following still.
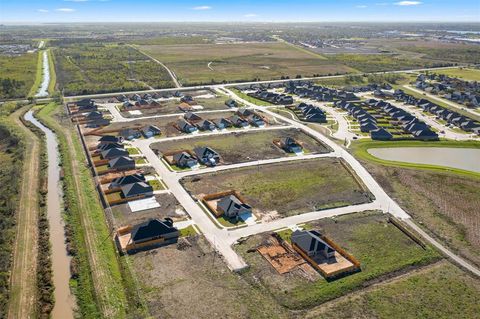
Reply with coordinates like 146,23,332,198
102,76,480,276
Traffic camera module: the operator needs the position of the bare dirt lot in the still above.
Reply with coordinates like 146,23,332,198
110,193,184,228
119,94,233,118
181,158,372,217
131,235,289,319
151,128,331,165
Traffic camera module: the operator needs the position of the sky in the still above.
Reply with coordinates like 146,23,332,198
0,0,479,24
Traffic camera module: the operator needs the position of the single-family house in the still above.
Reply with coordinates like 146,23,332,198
193,147,220,166
98,135,123,145
197,120,216,131
177,119,198,133
141,125,161,138
229,115,249,128
225,99,238,108
291,230,335,259
280,137,303,153
370,128,393,140
108,156,135,171
109,173,146,189
101,147,129,160
119,129,141,140
173,152,198,168
217,195,252,219
120,182,153,198
184,112,202,122
213,118,231,130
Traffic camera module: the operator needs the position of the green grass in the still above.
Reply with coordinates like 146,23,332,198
312,262,480,319
426,67,480,81
126,147,140,155
96,164,109,172
135,158,147,164
28,51,44,97
36,103,146,318
140,42,351,85
238,211,441,310
351,139,480,178
217,215,245,228
178,225,197,237
47,49,56,94
106,192,122,202
230,88,272,106
182,158,370,216
0,52,38,99
55,43,173,96
147,179,164,191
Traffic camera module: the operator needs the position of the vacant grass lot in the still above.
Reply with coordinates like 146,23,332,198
140,42,353,85
308,261,480,319
181,158,371,216
151,128,330,164
355,147,480,269
55,44,173,95
0,52,38,99
327,53,439,73
424,67,480,81
235,211,440,310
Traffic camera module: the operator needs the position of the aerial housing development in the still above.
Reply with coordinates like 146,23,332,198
0,2,480,319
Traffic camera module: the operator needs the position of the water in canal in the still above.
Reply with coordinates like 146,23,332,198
368,147,480,173
35,51,50,98
24,111,75,319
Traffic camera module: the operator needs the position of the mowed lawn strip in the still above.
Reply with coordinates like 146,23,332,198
151,128,331,165
235,211,441,310
309,261,480,319
181,158,371,216
426,67,480,81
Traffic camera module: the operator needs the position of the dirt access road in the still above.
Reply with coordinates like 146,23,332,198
7,106,40,319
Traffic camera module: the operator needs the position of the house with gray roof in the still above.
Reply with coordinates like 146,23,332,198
173,152,198,168
193,147,220,166
101,147,129,160
109,173,146,189
291,230,335,259
121,182,153,198
108,156,135,171
217,195,252,219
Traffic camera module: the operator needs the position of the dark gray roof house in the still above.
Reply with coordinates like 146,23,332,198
177,119,198,133
193,147,220,166
291,230,335,259
119,129,141,140
197,120,216,131
225,99,238,108
237,108,252,117
230,115,249,127
98,142,123,152
184,112,202,122
141,125,161,138
217,195,252,219
281,137,303,153
101,147,129,160
129,218,178,245
99,135,123,145
108,156,135,171
109,173,146,189
370,128,393,141
121,182,153,198
213,118,231,130
173,152,198,168
86,111,103,120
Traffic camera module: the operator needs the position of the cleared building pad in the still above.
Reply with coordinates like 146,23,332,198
128,197,160,212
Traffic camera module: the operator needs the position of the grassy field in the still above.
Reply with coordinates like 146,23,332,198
308,261,480,319
235,211,440,310
0,103,27,318
357,148,480,269
140,42,353,85
55,43,173,95
0,52,38,99
181,158,371,217
47,49,56,94
36,103,147,318
423,67,480,81
151,128,330,165
28,50,44,97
